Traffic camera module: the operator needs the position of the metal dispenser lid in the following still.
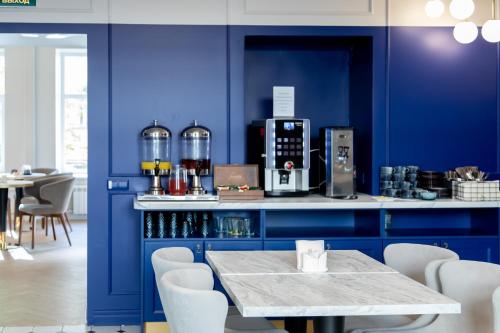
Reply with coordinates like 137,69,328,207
141,120,171,138
180,120,211,138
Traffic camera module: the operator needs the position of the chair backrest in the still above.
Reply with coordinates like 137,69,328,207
494,287,500,333
40,177,75,213
151,247,212,286
159,269,228,333
384,243,459,285
23,173,73,203
425,260,500,333
31,168,58,175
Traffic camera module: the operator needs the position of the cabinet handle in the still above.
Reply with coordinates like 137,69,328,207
207,243,212,251
326,243,331,250
443,242,449,249
196,243,202,254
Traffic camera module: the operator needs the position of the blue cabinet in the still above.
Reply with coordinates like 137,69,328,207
263,239,383,261
143,240,204,322
444,238,499,263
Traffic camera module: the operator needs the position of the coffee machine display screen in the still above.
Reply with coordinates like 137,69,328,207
273,119,304,169
283,122,295,131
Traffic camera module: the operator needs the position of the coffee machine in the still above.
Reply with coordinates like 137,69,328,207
248,119,310,197
320,127,357,199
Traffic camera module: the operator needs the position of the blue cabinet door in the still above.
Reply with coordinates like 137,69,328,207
443,238,499,263
327,239,384,262
263,240,296,250
144,240,204,322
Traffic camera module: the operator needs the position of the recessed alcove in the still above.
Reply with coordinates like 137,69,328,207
244,35,373,192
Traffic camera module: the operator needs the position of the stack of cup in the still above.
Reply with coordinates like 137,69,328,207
380,165,421,198
380,167,394,196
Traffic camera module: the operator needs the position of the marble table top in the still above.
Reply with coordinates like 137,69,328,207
220,273,461,317
0,180,33,189
206,250,396,276
207,250,461,318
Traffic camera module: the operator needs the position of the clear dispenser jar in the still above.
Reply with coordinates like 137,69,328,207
180,120,211,176
140,120,172,175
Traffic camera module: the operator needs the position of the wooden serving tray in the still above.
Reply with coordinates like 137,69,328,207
213,164,264,201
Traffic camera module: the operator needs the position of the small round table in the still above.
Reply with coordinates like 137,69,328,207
0,180,33,250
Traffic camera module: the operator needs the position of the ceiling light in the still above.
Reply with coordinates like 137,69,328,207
453,21,479,44
45,34,69,40
482,19,500,42
425,0,445,18
450,0,476,20
20,33,39,38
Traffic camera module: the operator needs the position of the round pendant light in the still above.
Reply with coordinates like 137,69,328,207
454,21,479,43
425,0,445,18
450,0,476,20
482,19,500,42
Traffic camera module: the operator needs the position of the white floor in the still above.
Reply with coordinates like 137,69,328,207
0,326,141,333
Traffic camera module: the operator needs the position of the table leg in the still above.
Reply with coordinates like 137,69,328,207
313,316,345,333
0,188,8,250
284,317,307,333
15,187,23,222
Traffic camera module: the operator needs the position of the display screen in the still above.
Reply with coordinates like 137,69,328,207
284,122,295,131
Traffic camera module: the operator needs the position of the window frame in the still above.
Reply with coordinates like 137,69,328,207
56,48,88,178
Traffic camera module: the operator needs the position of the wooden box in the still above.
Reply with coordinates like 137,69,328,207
213,164,264,200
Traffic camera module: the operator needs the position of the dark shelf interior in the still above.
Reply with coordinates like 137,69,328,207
266,227,378,239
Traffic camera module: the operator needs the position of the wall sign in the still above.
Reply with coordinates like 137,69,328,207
0,0,36,7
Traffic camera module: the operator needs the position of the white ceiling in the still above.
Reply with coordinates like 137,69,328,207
0,33,87,47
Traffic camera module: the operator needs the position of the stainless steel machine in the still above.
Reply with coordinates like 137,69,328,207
248,119,310,197
320,127,357,199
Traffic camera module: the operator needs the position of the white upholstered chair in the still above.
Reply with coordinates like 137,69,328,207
159,268,288,333
151,247,285,332
349,243,459,333
493,286,500,333
354,260,500,333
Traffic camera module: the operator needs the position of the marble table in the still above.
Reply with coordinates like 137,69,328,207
0,180,33,250
206,250,396,276
206,250,460,333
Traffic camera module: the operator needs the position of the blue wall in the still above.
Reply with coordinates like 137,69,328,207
388,27,498,172
0,23,498,325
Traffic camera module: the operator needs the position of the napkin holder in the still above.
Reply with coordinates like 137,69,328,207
301,251,328,273
296,240,328,273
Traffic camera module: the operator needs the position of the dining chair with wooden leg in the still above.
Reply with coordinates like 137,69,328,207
18,177,75,249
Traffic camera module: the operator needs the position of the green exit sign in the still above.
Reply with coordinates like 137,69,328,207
0,0,36,6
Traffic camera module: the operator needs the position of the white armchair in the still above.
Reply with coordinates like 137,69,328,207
159,268,288,333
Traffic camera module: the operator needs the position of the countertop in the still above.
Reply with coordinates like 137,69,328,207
133,193,500,211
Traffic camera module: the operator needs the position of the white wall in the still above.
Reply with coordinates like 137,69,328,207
0,0,496,26
3,45,64,173
4,46,35,173
34,47,56,169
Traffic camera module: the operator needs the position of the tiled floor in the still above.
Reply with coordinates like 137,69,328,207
0,326,141,333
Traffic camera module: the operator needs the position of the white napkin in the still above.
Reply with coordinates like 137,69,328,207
301,250,328,273
296,240,324,270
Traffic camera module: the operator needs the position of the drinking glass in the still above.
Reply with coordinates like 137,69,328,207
226,217,242,237
242,218,253,238
169,165,187,196
214,216,225,238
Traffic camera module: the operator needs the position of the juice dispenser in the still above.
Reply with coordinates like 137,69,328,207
140,120,172,195
180,120,211,195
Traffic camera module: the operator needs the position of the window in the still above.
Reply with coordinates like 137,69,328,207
0,49,4,173
56,49,87,177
